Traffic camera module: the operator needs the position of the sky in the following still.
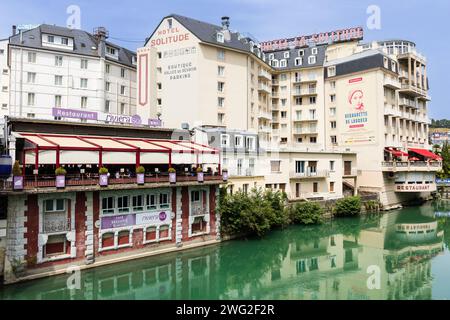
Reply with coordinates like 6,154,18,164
0,0,449,119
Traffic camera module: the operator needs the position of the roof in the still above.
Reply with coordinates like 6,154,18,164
9,24,136,68
267,44,327,70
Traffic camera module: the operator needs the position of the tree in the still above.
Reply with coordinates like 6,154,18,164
440,142,450,178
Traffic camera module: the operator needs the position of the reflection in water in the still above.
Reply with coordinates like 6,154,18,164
1,203,449,300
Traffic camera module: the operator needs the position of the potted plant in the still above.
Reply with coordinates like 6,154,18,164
168,167,176,184
197,166,204,183
12,160,23,190
222,168,229,182
55,167,67,188
99,167,109,186
136,166,145,185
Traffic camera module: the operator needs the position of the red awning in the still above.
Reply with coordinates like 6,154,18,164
385,147,408,157
409,148,443,161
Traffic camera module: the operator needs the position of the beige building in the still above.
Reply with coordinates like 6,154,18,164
137,14,441,207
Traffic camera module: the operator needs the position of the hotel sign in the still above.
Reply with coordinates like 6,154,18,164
104,114,142,125
101,211,172,230
395,184,437,193
261,27,364,52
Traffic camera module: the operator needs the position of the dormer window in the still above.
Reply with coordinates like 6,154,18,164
298,49,305,56
328,66,336,77
280,59,287,68
311,47,318,55
308,56,316,64
167,18,173,29
283,51,290,59
61,37,69,45
106,47,116,55
132,56,137,65
269,54,274,60
271,60,279,67
217,32,224,43
295,57,303,66
47,35,54,43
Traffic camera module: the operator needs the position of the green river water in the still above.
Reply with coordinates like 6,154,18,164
1,201,450,300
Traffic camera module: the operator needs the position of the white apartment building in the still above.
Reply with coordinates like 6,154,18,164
0,39,8,115
136,14,441,207
2,25,139,125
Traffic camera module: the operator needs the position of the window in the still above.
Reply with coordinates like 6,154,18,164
105,64,111,73
218,113,224,124
330,161,335,172
2,69,7,75
269,53,274,60
330,81,336,89
217,81,225,92
330,182,335,192
237,159,243,175
328,66,336,77
167,18,173,29
220,134,230,147
218,66,225,76
157,82,162,90
120,85,126,95
294,57,303,66
132,195,144,212
242,184,249,194
47,35,55,43
44,199,65,212
27,93,35,106
271,60,279,67
80,59,88,69
310,137,317,143
217,32,224,43
218,97,225,107
157,98,162,106
295,97,303,105
330,107,336,116
81,97,88,108
146,194,157,210
121,68,126,78
159,193,169,209
55,75,63,86
391,61,397,72
27,72,36,83
120,103,126,114
61,37,69,45
1,104,7,110
80,78,88,88
157,52,162,59
280,59,287,67
246,136,256,151
283,51,290,59
298,49,304,56
27,52,36,63
311,47,318,55
308,56,316,64
55,55,63,66
117,196,130,213
384,57,389,68
309,96,316,104
55,95,62,107
102,197,115,214
0,49,4,55
281,111,287,118
271,160,281,173
2,86,7,92
235,135,243,148
331,136,337,144
295,183,301,198
105,82,111,92
330,94,336,102
280,74,287,81
106,47,116,55
295,161,305,174
105,100,110,113
313,182,319,193
330,121,337,129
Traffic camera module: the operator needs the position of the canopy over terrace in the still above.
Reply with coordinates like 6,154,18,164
16,132,220,170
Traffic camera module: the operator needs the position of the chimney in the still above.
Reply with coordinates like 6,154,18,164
12,25,17,36
93,27,109,58
221,16,230,30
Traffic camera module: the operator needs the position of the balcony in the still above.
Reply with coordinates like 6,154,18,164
258,110,272,120
294,117,318,123
399,97,418,108
384,105,401,118
258,83,271,94
399,83,429,99
343,168,358,177
258,69,272,80
293,88,317,96
293,127,318,135
290,170,330,180
384,76,401,90
258,126,272,134
293,77,317,84
381,161,442,172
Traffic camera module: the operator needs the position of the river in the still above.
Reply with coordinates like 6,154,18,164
1,201,450,300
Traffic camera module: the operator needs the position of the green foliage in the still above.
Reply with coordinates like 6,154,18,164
290,201,324,225
168,167,176,173
431,119,450,129
334,196,362,217
99,167,109,174
12,160,22,176
135,166,145,174
218,188,290,238
439,142,450,178
55,167,67,176
363,200,380,213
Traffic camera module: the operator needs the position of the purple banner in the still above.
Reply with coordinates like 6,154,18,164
52,108,98,120
101,214,136,229
148,119,162,127
56,175,65,188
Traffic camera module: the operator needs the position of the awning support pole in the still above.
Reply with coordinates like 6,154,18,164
169,152,172,169
35,146,39,171
136,149,141,168
56,146,60,168
99,147,103,167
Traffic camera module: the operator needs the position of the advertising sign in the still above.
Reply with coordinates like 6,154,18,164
136,211,171,226
395,184,437,192
101,214,135,229
101,211,173,230
52,108,98,121
104,114,142,126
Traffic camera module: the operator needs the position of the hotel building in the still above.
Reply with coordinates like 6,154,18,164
136,14,441,207
1,25,140,125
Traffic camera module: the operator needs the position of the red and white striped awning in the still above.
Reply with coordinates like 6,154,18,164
16,133,219,166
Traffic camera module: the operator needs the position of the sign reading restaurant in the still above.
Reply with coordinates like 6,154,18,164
261,27,364,52
395,184,437,193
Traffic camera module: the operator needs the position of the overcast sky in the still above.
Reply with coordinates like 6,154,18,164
1,0,448,119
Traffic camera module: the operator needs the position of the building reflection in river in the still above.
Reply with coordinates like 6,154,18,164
0,204,447,300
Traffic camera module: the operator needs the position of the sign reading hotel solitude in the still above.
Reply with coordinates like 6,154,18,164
52,108,98,120
261,27,364,52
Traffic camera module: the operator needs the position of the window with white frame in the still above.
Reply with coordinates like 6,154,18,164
80,59,88,69
106,46,116,55
280,59,287,67
298,49,304,56
217,32,224,43
330,107,336,116
27,52,36,63
328,66,336,77
27,93,35,106
271,160,281,173
61,37,69,45
217,49,225,60
159,193,169,209
271,60,279,67
55,75,63,86
102,197,115,214
217,81,225,92
81,96,88,108
105,64,111,73
132,195,144,212
235,135,243,148
80,78,88,88
47,35,55,43
284,51,290,59
117,195,130,213
269,53,274,60
55,55,63,66
218,66,225,76
295,57,303,66
311,47,318,55
55,95,62,107
246,136,256,151
27,72,36,83
121,68,126,78
105,81,111,92
221,134,230,147
218,97,225,107
44,199,65,212
237,159,243,175
146,194,157,210
308,56,316,64
120,85,126,95
330,121,337,129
